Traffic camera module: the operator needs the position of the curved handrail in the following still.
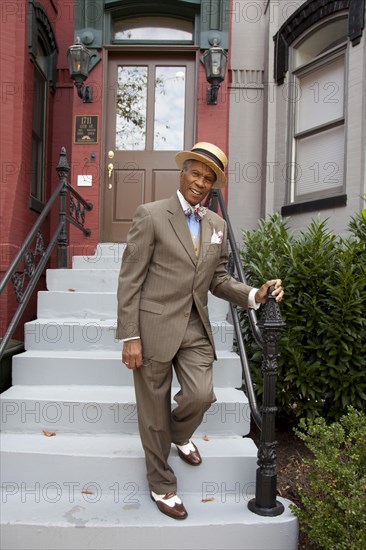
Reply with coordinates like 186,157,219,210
206,188,263,429
0,147,93,362
207,189,286,516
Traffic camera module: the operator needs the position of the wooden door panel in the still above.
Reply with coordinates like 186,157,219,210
114,169,145,220
102,52,195,242
152,170,181,201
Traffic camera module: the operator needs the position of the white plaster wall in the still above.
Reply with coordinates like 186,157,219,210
269,1,365,235
228,0,304,244
229,0,365,239
228,0,267,246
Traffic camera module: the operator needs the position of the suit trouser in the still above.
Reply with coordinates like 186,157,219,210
132,306,216,494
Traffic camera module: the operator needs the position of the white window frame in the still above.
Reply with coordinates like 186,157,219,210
287,16,349,205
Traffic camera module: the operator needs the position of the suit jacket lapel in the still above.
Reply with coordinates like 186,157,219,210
198,214,214,266
167,195,197,265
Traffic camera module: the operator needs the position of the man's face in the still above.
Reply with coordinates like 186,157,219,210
179,160,216,206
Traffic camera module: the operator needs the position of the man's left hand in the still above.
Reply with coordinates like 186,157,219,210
255,279,284,304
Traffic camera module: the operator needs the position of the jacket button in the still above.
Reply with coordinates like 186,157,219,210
184,311,190,317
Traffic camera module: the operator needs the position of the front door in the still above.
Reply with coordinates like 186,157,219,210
102,52,196,242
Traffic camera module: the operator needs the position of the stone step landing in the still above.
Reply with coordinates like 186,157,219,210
0,432,257,493
11,350,242,388
1,385,250,435
0,489,298,550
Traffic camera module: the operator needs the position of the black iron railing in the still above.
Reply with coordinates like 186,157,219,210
0,147,93,361
207,188,285,517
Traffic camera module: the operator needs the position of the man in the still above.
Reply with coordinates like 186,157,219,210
116,142,284,520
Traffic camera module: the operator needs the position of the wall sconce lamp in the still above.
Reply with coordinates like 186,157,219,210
67,37,93,103
202,41,228,105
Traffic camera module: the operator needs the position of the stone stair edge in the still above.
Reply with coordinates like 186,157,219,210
0,431,256,457
0,490,296,527
0,384,247,402
12,349,240,359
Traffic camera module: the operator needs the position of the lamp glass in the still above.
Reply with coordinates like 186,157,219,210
203,47,227,83
67,44,90,80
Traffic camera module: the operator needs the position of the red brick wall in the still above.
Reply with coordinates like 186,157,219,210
0,0,74,339
68,56,104,261
196,56,230,205
0,1,231,339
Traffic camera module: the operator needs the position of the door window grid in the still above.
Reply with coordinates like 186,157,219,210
115,65,186,151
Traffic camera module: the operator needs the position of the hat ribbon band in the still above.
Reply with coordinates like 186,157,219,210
191,148,225,171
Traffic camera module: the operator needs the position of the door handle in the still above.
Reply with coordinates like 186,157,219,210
108,163,114,179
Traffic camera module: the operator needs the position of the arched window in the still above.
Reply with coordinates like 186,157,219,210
274,0,365,211
288,15,348,202
28,1,58,212
113,16,194,43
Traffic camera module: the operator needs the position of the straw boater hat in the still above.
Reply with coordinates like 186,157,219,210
175,142,227,188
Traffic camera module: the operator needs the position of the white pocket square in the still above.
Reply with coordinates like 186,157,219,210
210,230,223,244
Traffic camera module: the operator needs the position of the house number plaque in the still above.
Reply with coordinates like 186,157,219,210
74,115,99,144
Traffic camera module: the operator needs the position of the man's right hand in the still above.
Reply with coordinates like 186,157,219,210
122,338,143,369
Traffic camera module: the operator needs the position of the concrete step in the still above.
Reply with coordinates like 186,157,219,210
24,318,234,352
47,269,120,292
37,290,229,321
0,489,298,550
72,253,125,270
1,385,250,435
12,350,242,388
37,291,117,319
0,432,257,493
71,243,127,269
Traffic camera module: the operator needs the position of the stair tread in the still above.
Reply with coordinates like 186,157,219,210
14,349,239,359
39,290,118,294
1,384,247,403
0,432,257,457
0,489,294,529
25,317,232,325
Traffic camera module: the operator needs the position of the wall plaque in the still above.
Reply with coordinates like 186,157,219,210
74,115,98,144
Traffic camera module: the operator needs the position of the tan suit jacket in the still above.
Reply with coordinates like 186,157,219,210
116,193,252,363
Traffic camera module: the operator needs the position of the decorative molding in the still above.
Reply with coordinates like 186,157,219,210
229,69,264,89
28,0,58,92
273,0,365,84
200,0,230,49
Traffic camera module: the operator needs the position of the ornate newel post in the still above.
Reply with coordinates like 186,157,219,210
57,147,70,268
248,285,286,516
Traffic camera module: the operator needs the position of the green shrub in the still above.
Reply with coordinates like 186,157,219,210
240,213,366,422
290,407,366,550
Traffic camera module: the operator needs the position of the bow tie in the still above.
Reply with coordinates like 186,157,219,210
184,205,207,222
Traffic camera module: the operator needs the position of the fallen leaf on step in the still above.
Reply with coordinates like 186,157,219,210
43,430,56,437
202,434,210,441
68,288,76,292
201,497,215,502
82,490,94,495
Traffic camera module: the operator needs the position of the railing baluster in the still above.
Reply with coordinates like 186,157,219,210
207,189,285,516
248,285,286,516
57,147,70,268
0,147,92,362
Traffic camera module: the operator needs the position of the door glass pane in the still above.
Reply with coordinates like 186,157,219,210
116,66,147,150
154,67,186,151
114,16,193,41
